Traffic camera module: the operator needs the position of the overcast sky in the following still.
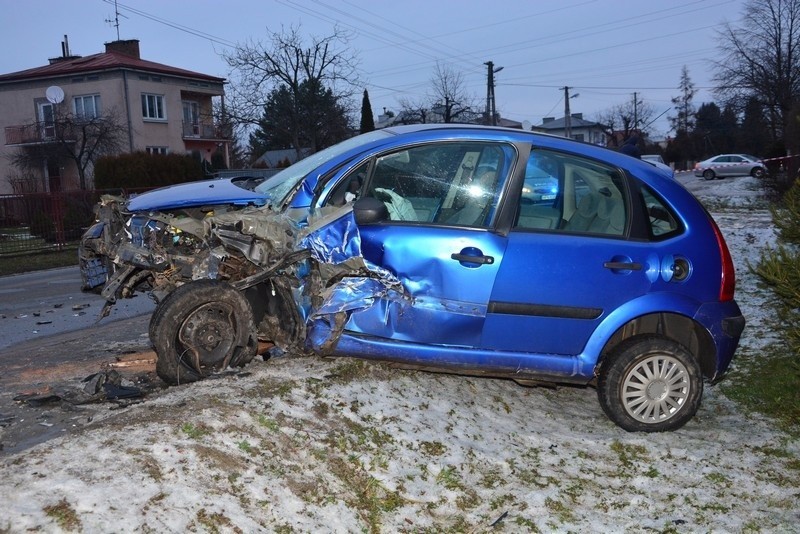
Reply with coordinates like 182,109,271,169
2,0,749,137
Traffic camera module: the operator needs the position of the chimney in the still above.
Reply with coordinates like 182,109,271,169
571,113,583,120
105,39,140,59
542,117,555,124
49,34,81,64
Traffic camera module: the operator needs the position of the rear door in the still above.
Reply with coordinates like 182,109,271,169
727,155,748,176
481,148,669,356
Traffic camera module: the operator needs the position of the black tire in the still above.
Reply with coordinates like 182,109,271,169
597,336,703,432
148,293,171,347
702,169,715,180
751,167,765,178
151,280,257,385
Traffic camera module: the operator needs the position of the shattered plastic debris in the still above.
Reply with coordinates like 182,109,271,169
13,371,144,407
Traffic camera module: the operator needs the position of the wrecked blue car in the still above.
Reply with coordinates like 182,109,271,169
79,124,744,432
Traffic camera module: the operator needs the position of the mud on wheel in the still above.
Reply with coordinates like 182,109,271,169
150,280,258,385
597,336,703,432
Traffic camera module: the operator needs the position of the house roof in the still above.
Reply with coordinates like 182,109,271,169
0,50,225,84
534,115,605,130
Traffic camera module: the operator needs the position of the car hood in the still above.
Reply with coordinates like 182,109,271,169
127,178,269,212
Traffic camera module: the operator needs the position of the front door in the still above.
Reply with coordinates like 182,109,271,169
182,101,200,136
327,140,517,348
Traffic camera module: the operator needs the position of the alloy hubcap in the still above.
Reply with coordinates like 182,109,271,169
622,354,690,423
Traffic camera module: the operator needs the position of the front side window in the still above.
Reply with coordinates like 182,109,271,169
141,93,165,120
74,94,101,120
514,149,629,236
354,142,514,227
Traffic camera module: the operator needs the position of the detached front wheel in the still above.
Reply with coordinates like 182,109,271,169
598,336,703,432
151,280,258,385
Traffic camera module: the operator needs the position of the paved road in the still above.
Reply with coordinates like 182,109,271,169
0,266,157,455
0,266,155,351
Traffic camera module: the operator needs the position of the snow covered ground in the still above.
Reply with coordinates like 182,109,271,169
1,174,798,533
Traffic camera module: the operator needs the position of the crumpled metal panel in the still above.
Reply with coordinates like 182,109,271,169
298,209,411,352
298,208,362,265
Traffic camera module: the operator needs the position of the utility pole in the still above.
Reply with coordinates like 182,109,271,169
485,61,502,126
633,92,639,132
561,86,579,139
562,86,572,139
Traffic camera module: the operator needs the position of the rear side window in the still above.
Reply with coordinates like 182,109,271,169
640,184,681,239
515,149,629,236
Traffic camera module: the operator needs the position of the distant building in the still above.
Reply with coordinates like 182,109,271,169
253,148,313,168
532,113,607,145
0,37,229,194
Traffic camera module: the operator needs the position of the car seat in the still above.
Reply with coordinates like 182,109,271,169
562,194,599,232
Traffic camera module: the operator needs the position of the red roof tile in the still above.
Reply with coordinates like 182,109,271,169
0,51,225,83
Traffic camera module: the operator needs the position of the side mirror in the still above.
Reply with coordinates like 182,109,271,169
353,197,389,225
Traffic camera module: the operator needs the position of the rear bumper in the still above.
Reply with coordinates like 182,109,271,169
696,300,745,382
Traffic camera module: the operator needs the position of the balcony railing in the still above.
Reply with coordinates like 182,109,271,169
182,121,231,140
4,123,64,145
4,122,80,146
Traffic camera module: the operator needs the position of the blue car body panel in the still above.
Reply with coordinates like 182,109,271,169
127,177,269,211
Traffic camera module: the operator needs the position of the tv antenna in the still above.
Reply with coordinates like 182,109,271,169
104,0,127,41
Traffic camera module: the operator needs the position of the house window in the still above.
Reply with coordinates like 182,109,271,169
145,146,169,155
141,93,165,120
74,94,101,120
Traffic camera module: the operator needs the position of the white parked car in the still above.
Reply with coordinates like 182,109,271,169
693,154,766,180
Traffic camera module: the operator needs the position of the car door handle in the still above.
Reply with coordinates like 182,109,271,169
451,253,494,265
604,261,642,271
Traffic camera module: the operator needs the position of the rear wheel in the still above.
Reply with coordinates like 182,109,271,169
151,280,257,385
702,169,716,180
598,336,703,432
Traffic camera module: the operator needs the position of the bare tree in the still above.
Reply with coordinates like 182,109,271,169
396,97,430,124
395,62,480,125
427,62,479,123
8,108,126,190
595,97,656,146
223,25,360,157
714,0,800,142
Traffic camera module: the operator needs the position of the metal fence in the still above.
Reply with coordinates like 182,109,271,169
0,190,106,256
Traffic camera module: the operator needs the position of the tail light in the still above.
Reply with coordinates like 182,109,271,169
710,217,736,301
